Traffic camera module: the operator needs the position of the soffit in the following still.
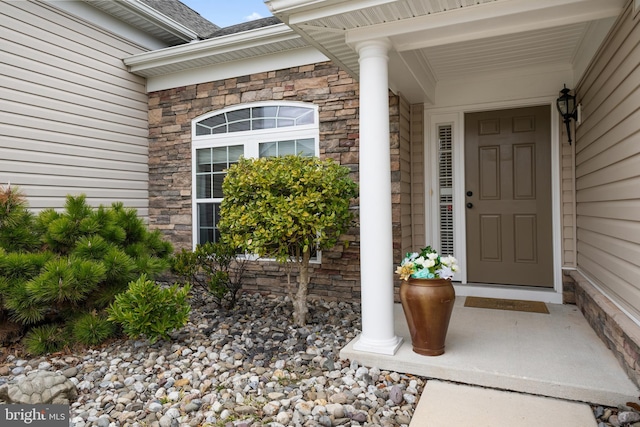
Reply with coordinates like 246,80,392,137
269,0,624,101
277,0,501,76
422,23,588,81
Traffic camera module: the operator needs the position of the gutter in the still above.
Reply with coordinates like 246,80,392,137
124,23,301,72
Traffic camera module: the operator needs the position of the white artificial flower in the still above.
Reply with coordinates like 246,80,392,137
436,266,454,279
415,256,426,267
427,252,438,260
425,259,436,268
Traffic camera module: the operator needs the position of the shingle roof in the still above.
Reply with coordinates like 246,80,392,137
138,0,220,38
205,16,282,39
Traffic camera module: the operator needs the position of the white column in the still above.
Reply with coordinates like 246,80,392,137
353,38,403,355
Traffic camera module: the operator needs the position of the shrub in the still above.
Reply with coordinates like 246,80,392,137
72,312,116,345
219,156,357,326
172,241,247,309
107,275,191,344
0,187,174,353
23,324,68,355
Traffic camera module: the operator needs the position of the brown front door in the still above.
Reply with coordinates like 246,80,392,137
465,106,553,287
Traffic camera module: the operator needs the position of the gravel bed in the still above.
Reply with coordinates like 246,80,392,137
0,293,423,427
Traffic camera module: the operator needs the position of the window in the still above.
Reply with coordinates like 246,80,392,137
438,124,454,256
192,102,319,247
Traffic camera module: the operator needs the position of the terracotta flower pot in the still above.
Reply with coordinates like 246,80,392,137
400,278,455,356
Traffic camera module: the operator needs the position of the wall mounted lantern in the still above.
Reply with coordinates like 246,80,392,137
556,84,578,145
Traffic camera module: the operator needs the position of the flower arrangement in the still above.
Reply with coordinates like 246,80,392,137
396,246,459,280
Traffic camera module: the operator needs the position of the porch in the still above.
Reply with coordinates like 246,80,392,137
340,297,640,408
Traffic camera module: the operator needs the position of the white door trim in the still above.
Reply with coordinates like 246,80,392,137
425,97,563,304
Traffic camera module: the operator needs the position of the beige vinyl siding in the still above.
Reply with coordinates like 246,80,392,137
399,94,413,255
574,1,640,320
0,1,149,215
561,141,576,266
410,103,425,249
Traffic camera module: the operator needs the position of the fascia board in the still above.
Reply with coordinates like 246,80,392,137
345,0,624,50
266,0,396,23
124,24,300,72
286,0,397,25
146,47,329,92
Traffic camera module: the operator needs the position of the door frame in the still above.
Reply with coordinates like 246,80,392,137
425,97,563,304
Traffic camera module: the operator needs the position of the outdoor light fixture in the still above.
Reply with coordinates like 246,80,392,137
556,84,578,145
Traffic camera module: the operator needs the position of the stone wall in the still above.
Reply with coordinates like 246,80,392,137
147,61,401,301
570,271,640,387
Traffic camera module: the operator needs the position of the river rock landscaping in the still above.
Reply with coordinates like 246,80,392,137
0,293,423,427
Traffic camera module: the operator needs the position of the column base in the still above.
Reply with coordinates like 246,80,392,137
352,334,404,355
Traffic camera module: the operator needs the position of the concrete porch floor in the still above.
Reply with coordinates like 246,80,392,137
340,297,640,408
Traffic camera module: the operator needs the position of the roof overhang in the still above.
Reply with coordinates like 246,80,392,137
266,0,626,104
84,0,200,45
125,23,328,90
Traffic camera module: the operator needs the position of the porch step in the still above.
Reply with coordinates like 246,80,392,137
340,299,640,407
410,381,597,427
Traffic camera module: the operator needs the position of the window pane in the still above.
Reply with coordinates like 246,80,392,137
296,110,314,125
199,203,214,227
198,203,219,244
277,119,295,128
253,118,276,130
212,147,228,163
227,109,250,122
253,106,278,118
297,138,315,157
196,149,211,173
213,175,225,198
279,106,312,119
278,140,296,156
259,142,277,158
228,121,251,132
199,229,212,245
196,175,211,198
228,145,244,161
196,124,210,136
200,115,226,128
212,126,227,134
212,147,228,172
214,204,221,242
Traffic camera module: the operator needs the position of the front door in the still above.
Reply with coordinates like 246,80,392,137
465,106,553,287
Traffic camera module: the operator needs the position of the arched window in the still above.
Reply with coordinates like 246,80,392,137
191,102,319,246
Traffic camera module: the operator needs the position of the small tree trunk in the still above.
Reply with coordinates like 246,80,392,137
292,249,311,326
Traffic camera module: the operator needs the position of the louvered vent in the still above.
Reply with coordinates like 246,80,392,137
438,125,454,256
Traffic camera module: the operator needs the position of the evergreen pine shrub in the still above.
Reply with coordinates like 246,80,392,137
0,186,175,354
72,313,115,345
23,324,68,355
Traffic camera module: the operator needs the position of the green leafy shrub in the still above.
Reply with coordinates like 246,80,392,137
219,156,358,325
23,324,68,355
107,275,191,344
172,241,247,309
0,186,174,354
72,313,115,345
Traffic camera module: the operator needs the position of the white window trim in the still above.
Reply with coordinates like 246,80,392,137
191,102,321,260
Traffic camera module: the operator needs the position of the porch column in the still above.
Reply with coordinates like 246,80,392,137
353,38,403,355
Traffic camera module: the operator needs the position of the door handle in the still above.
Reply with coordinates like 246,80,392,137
466,202,473,209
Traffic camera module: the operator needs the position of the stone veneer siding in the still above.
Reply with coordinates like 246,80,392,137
570,271,640,387
147,61,402,301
